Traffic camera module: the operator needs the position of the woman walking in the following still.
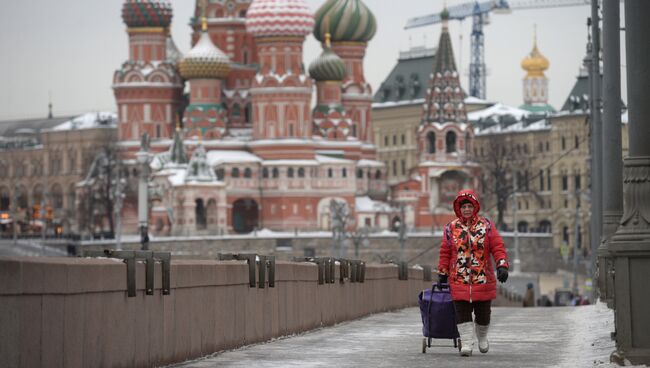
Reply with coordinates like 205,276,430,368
437,189,509,356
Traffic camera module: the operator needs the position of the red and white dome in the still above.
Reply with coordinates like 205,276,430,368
245,0,314,38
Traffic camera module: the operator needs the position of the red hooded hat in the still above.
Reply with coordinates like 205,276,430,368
453,189,481,220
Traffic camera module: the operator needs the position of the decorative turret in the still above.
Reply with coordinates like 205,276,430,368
180,10,230,139
308,34,346,82
418,8,471,163
122,0,172,28
113,0,184,142
169,123,188,164
245,0,314,38
310,34,352,140
520,27,555,113
245,0,315,142
312,0,377,149
122,0,172,63
313,0,376,43
179,20,231,79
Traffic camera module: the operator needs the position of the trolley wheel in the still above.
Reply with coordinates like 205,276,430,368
422,338,427,353
428,337,432,348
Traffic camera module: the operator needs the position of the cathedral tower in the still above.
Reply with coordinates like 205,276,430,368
113,0,184,142
313,0,377,147
179,12,231,139
520,29,555,113
245,0,315,143
308,33,351,140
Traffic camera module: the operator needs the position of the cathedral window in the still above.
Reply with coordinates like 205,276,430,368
445,131,457,153
357,169,363,179
262,168,269,178
244,168,252,178
342,168,347,178
375,170,382,179
298,168,305,178
427,132,436,154
287,168,294,178
195,198,207,230
231,167,240,178
272,168,279,178
216,168,225,180
328,168,333,178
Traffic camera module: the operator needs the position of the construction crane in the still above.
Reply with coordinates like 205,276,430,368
405,0,592,99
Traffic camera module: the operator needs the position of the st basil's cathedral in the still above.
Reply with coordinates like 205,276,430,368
109,0,477,236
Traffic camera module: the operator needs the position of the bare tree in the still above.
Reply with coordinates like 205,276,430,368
477,133,536,230
76,136,124,238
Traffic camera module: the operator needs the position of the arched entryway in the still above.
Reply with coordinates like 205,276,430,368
232,198,259,234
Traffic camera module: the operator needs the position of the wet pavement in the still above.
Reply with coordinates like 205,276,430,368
170,303,622,368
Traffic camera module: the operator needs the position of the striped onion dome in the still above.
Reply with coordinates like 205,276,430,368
313,0,376,43
122,0,172,28
309,37,346,81
178,29,231,79
245,0,314,38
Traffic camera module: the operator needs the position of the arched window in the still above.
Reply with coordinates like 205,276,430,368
243,167,252,178
328,168,333,178
262,168,269,178
216,168,224,180
272,168,279,178
342,168,347,178
231,167,240,178
357,169,363,179
298,167,305,178
375,170,382,179
427,132,436,154
517,221,529,233
195,198,207,230
446,131,457,153
287,168,294,178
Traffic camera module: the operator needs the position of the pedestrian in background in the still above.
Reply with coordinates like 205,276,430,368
523,283,535,307
438,189,510,357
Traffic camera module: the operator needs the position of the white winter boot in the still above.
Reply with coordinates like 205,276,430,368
475,323,489,353
457,322,475,356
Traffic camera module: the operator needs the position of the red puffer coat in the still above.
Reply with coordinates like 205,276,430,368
437,189,509,302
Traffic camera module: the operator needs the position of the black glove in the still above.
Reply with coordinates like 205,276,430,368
438,274,448,287
497,267,508,283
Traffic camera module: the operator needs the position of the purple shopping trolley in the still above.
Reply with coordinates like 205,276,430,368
417,283,460,353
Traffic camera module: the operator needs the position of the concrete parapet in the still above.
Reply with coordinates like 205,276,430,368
0,257,432,368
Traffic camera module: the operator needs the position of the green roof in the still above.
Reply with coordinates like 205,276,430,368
519,104,556,114
373,48,435,104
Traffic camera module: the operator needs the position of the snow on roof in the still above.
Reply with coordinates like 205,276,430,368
357,159,384,168
50,112,117,131
315,154,353,164
206,150,261,166
355,196,393,213
262,159,319,166
475,118,551,135
464,96,491,105
372,98,424,109
467,103,530,122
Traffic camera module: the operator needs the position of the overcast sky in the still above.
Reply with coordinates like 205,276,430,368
0,0,626,120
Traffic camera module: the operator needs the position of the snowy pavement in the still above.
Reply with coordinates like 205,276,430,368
169,303,645,368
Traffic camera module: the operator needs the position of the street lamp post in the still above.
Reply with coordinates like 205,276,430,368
511,174,521,273
398,204,407,262
137,133,151,251
112,165,126,251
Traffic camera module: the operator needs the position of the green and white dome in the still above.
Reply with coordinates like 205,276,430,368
309,38,346,81
313,0,377,44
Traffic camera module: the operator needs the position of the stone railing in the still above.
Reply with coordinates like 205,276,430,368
0,256,433,367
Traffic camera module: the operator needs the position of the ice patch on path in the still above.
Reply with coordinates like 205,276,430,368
561,301,648,367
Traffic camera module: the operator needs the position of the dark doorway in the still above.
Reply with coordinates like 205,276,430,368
232,198,259,234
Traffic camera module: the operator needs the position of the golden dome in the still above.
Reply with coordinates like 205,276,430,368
521,36,549,77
